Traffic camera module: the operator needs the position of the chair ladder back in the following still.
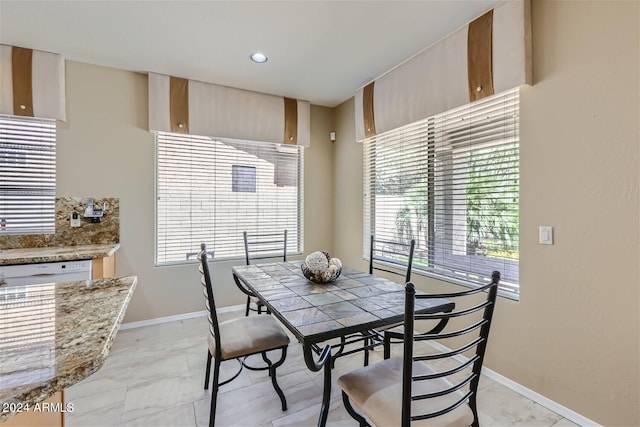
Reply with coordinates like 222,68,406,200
402,283,416,427
243,230,288,265
199,243,222,359
243,231,250,265
370,235,416,282
401,271,500,426
469,271,500,398
405,240,415,283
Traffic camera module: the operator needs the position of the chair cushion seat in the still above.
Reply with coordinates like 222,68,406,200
208,315,289,360
250,296,265,306
337,357,473,427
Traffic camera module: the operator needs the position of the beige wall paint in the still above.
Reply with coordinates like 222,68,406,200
333,97,366,268
57,60,335,322
333,1,639,425
306,104,336,256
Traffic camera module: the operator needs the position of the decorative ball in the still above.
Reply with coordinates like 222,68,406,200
305,251,329,274
301,251,342,283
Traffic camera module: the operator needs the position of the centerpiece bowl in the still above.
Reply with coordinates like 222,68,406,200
301,251,342,283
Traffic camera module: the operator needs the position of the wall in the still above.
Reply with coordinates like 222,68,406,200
56,60,335,322
334,1,639,425
333,96,364,266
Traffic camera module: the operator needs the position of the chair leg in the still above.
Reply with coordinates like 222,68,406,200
264,347,288,411
209,358,221,427
258,303,263,314
363,336,369,366
261,351,274,377
383,333,391,360
469,393,480,427
204,350,212,390
341,391,370,427
245,295,251,316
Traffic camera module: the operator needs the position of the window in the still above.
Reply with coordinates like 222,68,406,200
232,165,257,193
155,132,303,265
0,115,56,235
363,89,519,298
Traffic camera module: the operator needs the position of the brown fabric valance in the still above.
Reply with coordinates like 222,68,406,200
362,82,376,138
0,44,66,121
169,76,189,133
355,0,531,141
467,10,494,102
283,97,298,144
149,74,311,146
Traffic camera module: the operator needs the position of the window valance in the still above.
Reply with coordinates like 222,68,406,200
0,44,66,121
355,0,531,142
148,73,310,146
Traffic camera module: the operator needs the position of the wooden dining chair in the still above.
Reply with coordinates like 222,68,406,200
240,230,288,316
338,271,500,427
199,243,289,427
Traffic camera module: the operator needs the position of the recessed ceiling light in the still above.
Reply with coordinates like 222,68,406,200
250,52,268,63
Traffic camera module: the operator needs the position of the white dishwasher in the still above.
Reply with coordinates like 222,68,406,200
0,260,93,286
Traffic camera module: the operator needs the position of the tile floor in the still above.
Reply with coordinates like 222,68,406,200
66,310,578,427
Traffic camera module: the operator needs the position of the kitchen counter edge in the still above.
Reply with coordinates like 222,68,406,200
0,275,137,421
0,243,121,266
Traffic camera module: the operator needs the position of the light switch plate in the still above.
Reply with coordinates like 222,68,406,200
539,226,553,245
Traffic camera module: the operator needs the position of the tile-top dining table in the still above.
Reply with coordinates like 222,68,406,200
232,260,454,427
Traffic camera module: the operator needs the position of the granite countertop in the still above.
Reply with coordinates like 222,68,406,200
0,243,121,266
0,275,137,420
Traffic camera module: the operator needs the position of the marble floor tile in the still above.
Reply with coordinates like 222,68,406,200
187,347,211,373
195,370,322,427
66,374,128,400
215,362,261,394
476,382,564,426
120,371,208,423
64,309,575,427
271,398,356,427
243,348,308,384
123,402,196,427
180,316,209,333
65,387,127,427
478,372,497,390
92,351,191,389
133,336,203,361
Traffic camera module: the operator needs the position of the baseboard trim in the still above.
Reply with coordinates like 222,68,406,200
119,305,244,330
428,341,599,427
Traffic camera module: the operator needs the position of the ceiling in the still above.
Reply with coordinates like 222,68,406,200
0,0,500,107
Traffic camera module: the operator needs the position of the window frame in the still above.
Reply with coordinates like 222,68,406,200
154,132,304,266
363,89,520,300
0,114,56,236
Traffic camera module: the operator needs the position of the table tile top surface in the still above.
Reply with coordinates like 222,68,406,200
232,261,452,343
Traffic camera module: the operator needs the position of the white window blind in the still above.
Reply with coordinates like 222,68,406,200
155,132,303,265
364,88,519,297
0,115,56,235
